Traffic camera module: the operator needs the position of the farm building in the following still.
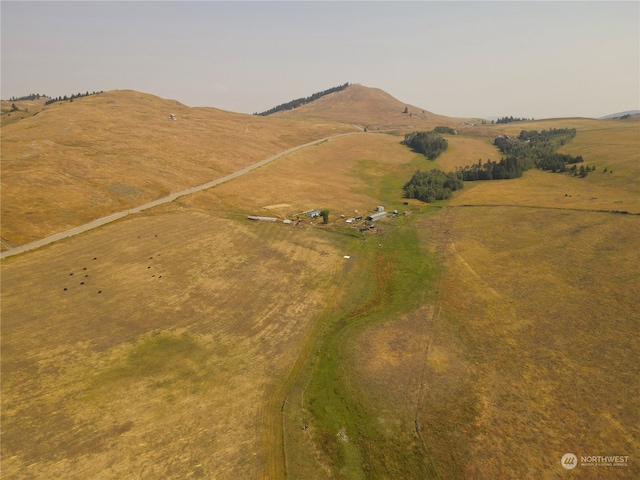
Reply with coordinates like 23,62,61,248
306,210,322,218
367,211,388,221
375,205,385,212
247,216,277,222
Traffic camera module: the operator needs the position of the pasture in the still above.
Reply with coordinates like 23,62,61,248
1,207,346,479
2,112,638,479
0,90,354,248
1,131,434,478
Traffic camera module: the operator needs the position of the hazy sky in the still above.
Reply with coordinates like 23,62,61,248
2,1,638,119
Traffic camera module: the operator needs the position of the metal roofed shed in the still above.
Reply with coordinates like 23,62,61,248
247,215,277,222
366,211,388,221
306,210,322,218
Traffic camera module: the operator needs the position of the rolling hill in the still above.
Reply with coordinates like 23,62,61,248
0,90,355,248
1,84,638,479
271,83,469,131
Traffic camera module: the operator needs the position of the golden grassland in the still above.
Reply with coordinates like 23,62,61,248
273,84,468,132
1,208,345,479
434,134,502,171
0,90,355,247
1,98,49,126
448,118,640,215
2,92,638,479
418,206,639,479
184,132,421,217
1,131,433,479
274,120,639,478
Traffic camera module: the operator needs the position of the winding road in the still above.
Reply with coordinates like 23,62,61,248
1,130,362,259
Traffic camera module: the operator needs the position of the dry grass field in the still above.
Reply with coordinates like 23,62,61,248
1,129,433,479
1,90,354,248
2,87,638,479
399,206,639,480
1,207,347,479
1,97,49,127
274,84,468,132
274,117,639,478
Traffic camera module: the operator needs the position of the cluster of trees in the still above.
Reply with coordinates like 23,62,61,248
404,127,594,204
432,126,457,135
254,83,350,116
403,169,463,203
574,164,597,177
45,91,103,105
517,128,576,147
489,128,588,175
458,128,591,181
536,153,584,172
495,116,534,124
401,130,448,160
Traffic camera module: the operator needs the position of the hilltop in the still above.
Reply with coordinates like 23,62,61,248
598,109,640,119
271,83,468,131
0,90,355,248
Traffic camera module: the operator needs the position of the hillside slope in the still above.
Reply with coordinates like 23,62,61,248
272,84,467,131
0,90,355,247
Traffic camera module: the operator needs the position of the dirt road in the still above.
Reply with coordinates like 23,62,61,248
1,131,361,259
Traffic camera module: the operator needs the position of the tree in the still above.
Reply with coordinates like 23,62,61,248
320,210,330,224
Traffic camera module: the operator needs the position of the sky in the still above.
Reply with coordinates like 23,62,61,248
1,1,639,119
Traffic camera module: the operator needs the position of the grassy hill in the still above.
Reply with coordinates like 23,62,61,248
1,86,638,479
0,90,355,248
272,83,469,132
1,96,50,126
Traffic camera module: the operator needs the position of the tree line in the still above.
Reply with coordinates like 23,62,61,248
45,91,103,105
7,93,46,102
495,116,534,124
254,83,350,116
